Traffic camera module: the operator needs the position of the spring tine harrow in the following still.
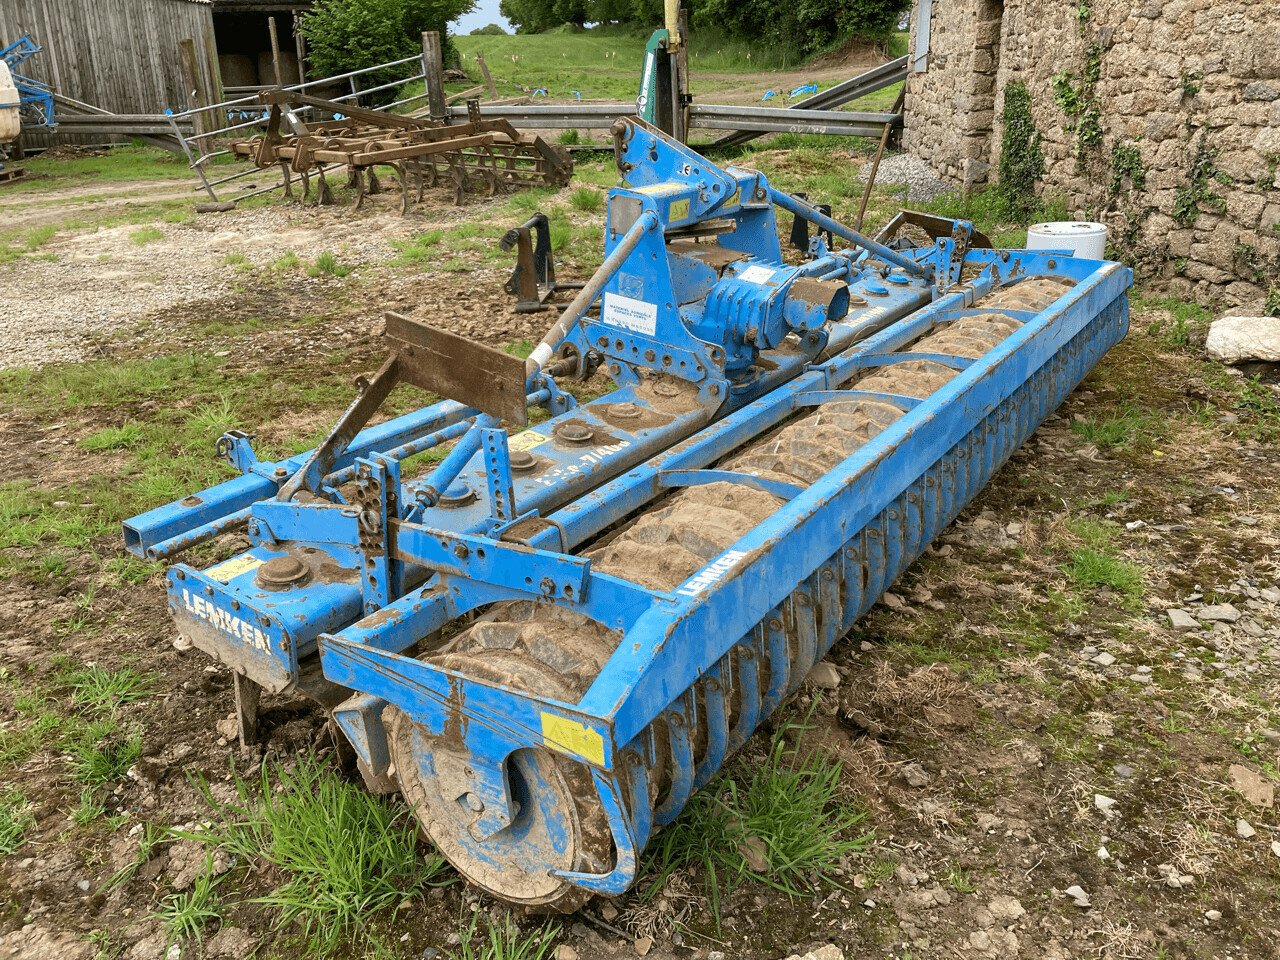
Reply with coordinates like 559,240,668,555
229,90,571,212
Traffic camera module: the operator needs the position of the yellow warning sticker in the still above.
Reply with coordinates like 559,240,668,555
541,712,605,766
669,198,690,222
508,430,549,452
206,555,264,583
630,182,678,195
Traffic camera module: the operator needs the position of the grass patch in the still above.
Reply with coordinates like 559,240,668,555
456,25,812,103
308,251,353,278
1065,548,1144,600
153,852,224,947
390,229,445,267
63,665,153,713
0,789,33,854
944,864,977,894
644,718,870,925
1059,518,1143,606
452,913,559,960
1070,402,1160,449
13,144,190,190
69,729,143,785
272,251,301,272
1135,293,1212,349
71,786,107,826
130,226,163,246
79,423,146,452
568,187,603,212
179,754,444,955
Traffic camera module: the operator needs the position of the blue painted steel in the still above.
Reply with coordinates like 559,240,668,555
124,117,1133,904
2,35,55,129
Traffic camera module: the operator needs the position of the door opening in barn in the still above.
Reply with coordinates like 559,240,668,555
211,2,311,92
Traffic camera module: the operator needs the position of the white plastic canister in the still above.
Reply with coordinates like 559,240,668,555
0,61,20,145
1026,221,1108,259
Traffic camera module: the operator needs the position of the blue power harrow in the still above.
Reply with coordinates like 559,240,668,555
124,119,1131,909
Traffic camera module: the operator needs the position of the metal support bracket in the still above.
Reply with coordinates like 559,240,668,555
480,428,516,523
394,522,592,604
658,468,804,502
216,430,262,475
793,389,922,411
354,455,400,613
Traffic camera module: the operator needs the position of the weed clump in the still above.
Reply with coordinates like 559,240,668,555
569,187,602,212
179,754,444,955
0,789,32,854
308,251,353,278
644,719,871,925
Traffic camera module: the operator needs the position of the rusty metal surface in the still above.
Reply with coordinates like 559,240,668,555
875,209,995,250
384,312,530,426
228,89,573,212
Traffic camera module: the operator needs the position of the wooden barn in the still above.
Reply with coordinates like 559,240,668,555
0,0,313,148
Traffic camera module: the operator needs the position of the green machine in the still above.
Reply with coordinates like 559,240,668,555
635,1,688,140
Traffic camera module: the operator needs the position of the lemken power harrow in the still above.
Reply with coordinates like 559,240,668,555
125,119,1131,909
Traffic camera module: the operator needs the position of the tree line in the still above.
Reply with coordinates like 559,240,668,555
499,0,908,55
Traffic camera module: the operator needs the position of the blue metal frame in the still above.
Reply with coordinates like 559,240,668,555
2,35,55,130
124,116,1132,900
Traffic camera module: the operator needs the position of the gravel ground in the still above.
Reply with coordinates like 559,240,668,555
0,206,409,370
859,152,954,203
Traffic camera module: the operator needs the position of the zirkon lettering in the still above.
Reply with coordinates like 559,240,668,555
675,549,748,598
179,589,271,653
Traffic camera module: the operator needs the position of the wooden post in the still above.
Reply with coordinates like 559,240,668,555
854,87,906,232
293,12,308,86
422,31,447,123
268,16,284,86
475,51,498,99
673,5,690,143
178,38,210,138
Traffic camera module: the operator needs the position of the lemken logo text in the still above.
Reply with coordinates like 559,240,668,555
675,550,748,598
179,589,272,653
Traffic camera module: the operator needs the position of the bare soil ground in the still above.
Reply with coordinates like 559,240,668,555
1,144,1278,960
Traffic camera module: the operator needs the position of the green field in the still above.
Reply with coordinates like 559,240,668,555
454,25,906,106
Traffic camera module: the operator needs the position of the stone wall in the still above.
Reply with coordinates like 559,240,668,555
905,0,1280,308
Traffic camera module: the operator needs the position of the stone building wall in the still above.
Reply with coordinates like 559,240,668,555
904,0,1280,308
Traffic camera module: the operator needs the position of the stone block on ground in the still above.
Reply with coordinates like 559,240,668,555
1206,316,1280,364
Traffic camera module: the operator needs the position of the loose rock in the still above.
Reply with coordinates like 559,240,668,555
1205,316,1280,364
783,947,843,960
899,762,932,788
1200,603,1242,623
1064,885,1091,908
1166,608,1199,632
1229,764,1276,807
806,661,841,690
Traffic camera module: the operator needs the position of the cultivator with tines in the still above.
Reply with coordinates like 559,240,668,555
125,119,1131,908
230,89,572,209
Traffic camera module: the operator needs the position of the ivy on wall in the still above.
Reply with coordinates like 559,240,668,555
995,81,1045,221
1173,136,1229,227
1051,42,1104,164
1109,142,1146,196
